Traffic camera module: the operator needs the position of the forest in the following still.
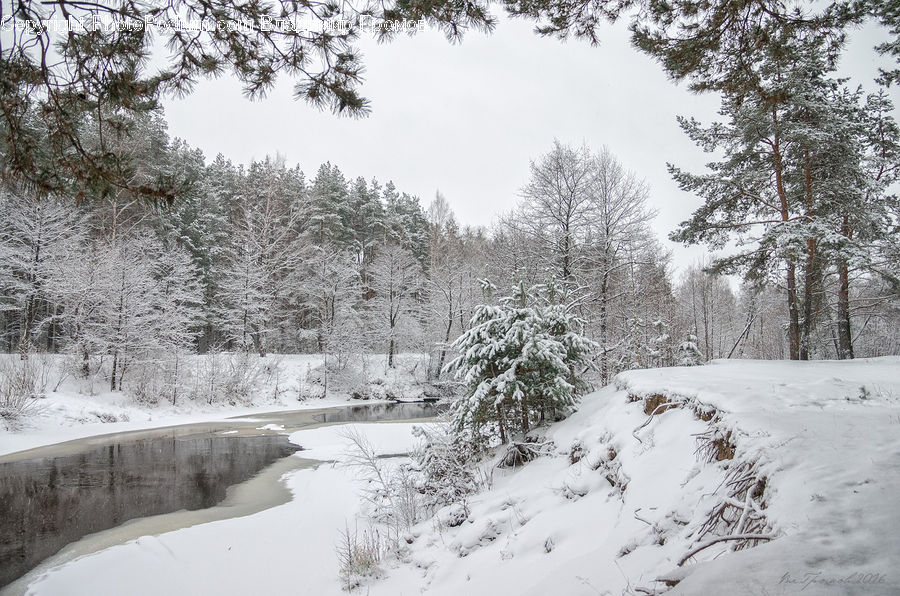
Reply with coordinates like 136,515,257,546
1,99,899,413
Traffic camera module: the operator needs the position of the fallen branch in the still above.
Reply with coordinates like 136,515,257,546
678,533,777,567
632,401,679,444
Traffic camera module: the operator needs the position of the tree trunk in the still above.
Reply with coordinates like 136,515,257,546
437,312,453,376
110,351,118,391
837,259,854,359
172,353,179,405
799,150,815,361
786,261,801,360
799,238,817,361
772,106,800,361
520,394,530,436
599,269,610,384
496,403,507,444
46,304,57,352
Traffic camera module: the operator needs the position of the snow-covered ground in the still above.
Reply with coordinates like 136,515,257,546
5,357,900,595
364,357,900,596
0,353,437,457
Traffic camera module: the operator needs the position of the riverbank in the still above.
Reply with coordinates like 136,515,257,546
10,421,427,596
0,353,444,458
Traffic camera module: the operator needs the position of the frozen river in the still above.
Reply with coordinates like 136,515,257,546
0,402,442,589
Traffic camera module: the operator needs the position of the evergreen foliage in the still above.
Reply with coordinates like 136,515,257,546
5,0,895,204
445,282,598,447
669,35,900,360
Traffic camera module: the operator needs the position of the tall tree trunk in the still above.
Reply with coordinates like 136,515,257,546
837,258,854,359
772,108,800,360
599,269,610,384
172,353,180,405
437,311,453,376
786,261,801,360
110,351,118,391
436,282,454,375
520,394,530,436
46,304,57,352
799,150,816,361
799,238,817,361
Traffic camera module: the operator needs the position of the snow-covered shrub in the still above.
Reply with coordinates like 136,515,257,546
0,354,52,422
295,364,324,401
568,439,587,464
411,422,481,512
221,352,271,403
336,523,385,591
190,351,272,405
129,361,167,405
445,281,598,447
340,427,423,539
125,354,193,405
676,335,704,366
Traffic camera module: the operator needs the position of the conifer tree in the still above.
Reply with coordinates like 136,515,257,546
445,282,597,446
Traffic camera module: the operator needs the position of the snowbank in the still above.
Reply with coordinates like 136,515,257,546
10,358,900,596
369,357,900,596
0,353,439,457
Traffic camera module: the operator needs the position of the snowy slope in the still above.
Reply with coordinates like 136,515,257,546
369,357,900,596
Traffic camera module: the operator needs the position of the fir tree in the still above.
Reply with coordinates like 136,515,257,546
445,282,597,447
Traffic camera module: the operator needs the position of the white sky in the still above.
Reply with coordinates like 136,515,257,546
162,16,898,275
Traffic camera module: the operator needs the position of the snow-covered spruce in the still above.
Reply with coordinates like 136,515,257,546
444,281,598,447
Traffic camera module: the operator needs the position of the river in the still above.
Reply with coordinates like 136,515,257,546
0,401,442,591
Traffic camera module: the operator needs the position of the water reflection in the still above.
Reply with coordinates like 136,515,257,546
0,433,298,588
313,401,446,423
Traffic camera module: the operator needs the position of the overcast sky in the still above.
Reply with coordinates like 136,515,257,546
162,15,897,275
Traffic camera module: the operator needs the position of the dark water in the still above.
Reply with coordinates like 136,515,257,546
313,401,446,424
0,432,298,588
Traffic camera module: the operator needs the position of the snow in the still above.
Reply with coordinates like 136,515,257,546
366,357,900,596
6,357,900,596
16,422,426,596
0,353,431,458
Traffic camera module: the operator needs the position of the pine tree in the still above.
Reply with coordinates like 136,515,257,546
383,184,430,267
669,36,872,360
445,282,597,447
162,152,235,351
348,177,384,275
308,163,352,249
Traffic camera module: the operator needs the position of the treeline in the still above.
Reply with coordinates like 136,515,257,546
1,114,898,402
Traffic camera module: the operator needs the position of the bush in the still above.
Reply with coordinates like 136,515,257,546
336,523,385,591
190,351,274,405
411,422,481,512
0,354,53,424
340,427,423,534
